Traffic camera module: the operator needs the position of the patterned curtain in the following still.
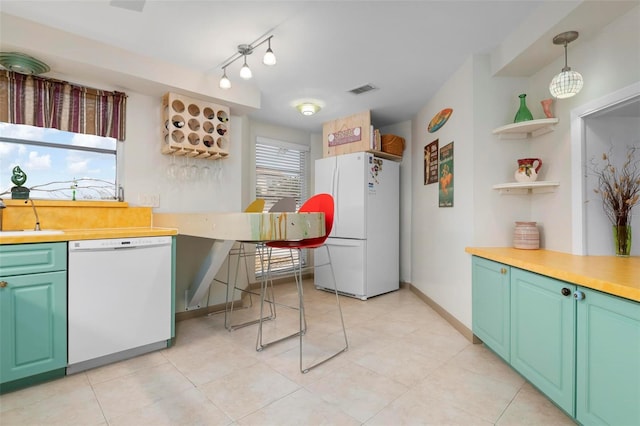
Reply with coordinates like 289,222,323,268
0,70,127,141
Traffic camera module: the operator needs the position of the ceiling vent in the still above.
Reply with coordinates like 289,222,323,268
348,84,378,95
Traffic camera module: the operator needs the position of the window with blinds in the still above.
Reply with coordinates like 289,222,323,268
255,136,309,276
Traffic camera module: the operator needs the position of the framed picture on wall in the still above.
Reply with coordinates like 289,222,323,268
439,141,454,207
424,139,439,185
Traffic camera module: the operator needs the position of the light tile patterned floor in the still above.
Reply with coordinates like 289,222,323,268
0,281,576,425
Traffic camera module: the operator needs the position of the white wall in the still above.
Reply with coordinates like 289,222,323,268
410,57,476,327
409,5,640,330
124,92,243,214
379,121,412,283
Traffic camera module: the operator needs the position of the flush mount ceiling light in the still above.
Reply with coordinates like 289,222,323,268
549,31,584,99
218,35,276,90
297,103,321,116
0,52,50,75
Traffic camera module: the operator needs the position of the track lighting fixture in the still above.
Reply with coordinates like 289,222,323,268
549,31,583,99
218,35,276,90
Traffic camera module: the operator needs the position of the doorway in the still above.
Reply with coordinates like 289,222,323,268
571,83,640,255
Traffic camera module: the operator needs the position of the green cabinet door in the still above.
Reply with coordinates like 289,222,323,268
472,256,510,361
576,288,640,426
510,268,575,416
0,271,67,387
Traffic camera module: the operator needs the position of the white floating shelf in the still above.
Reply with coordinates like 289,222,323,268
492,118,559,139
493,181,560,195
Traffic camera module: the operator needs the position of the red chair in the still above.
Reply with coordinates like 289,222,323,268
257,193,348,373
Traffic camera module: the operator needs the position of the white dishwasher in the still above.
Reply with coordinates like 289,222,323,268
67,236,173,374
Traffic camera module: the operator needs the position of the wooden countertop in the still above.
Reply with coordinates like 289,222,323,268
465,247,640,303
0,227,178,244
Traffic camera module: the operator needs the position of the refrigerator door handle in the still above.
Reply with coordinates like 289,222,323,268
333,160,339,235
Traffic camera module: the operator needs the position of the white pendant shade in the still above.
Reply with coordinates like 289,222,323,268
549,31,584,99
219,74,231,89
549,70,583,99
240,62,252,79
263,48,276,66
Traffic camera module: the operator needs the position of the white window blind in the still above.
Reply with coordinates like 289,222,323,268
255,137,309,275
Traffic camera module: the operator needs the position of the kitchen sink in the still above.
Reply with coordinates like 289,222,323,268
0,230,65,236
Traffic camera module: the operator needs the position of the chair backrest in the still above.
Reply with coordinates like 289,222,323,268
244,199,265,213
299,193,334,240
269,197,297,213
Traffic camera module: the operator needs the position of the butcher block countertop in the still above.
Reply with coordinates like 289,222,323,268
466,247,640,303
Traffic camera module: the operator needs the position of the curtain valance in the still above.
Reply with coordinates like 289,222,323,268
0,70,127,141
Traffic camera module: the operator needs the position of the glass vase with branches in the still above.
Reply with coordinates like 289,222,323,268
590,146,640,256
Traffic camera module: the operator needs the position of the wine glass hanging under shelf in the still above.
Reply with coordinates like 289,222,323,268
161,92,230,160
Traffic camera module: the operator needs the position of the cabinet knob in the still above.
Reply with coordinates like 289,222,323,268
500,268,507,275
561,287,571,296
0,281,7,288
573,290,585,301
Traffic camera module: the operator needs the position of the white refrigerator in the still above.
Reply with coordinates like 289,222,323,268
314,152,399,299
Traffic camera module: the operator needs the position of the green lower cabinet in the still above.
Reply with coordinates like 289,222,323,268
472,256,640,424
576,287,640,426
472,257,510,361
510,268,576,416
0,243,67,393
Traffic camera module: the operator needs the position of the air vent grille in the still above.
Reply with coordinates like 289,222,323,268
348,84,378,95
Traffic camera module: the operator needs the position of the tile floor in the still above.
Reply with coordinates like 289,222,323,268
0,280,576,425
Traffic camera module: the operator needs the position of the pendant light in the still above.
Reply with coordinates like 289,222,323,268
239,54,252,80
549,31,583,99
219,67,231,89
263,38,276,66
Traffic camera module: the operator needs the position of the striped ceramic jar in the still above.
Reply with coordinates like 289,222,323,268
513,221,540,249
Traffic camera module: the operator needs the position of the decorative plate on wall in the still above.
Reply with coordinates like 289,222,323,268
427,108,453,133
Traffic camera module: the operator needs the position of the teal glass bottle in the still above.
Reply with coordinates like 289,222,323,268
514,94,534,123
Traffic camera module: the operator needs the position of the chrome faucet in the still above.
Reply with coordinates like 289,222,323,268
25,199,41,231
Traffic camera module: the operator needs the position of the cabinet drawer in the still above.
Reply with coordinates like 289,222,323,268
0,243,67,276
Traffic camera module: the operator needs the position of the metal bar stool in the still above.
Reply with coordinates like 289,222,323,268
225,197,297,330
222,199,276,330
257,193,348,373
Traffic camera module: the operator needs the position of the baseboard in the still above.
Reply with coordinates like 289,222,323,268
175,273,311,322
176,302,227,322
405,282,481,344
